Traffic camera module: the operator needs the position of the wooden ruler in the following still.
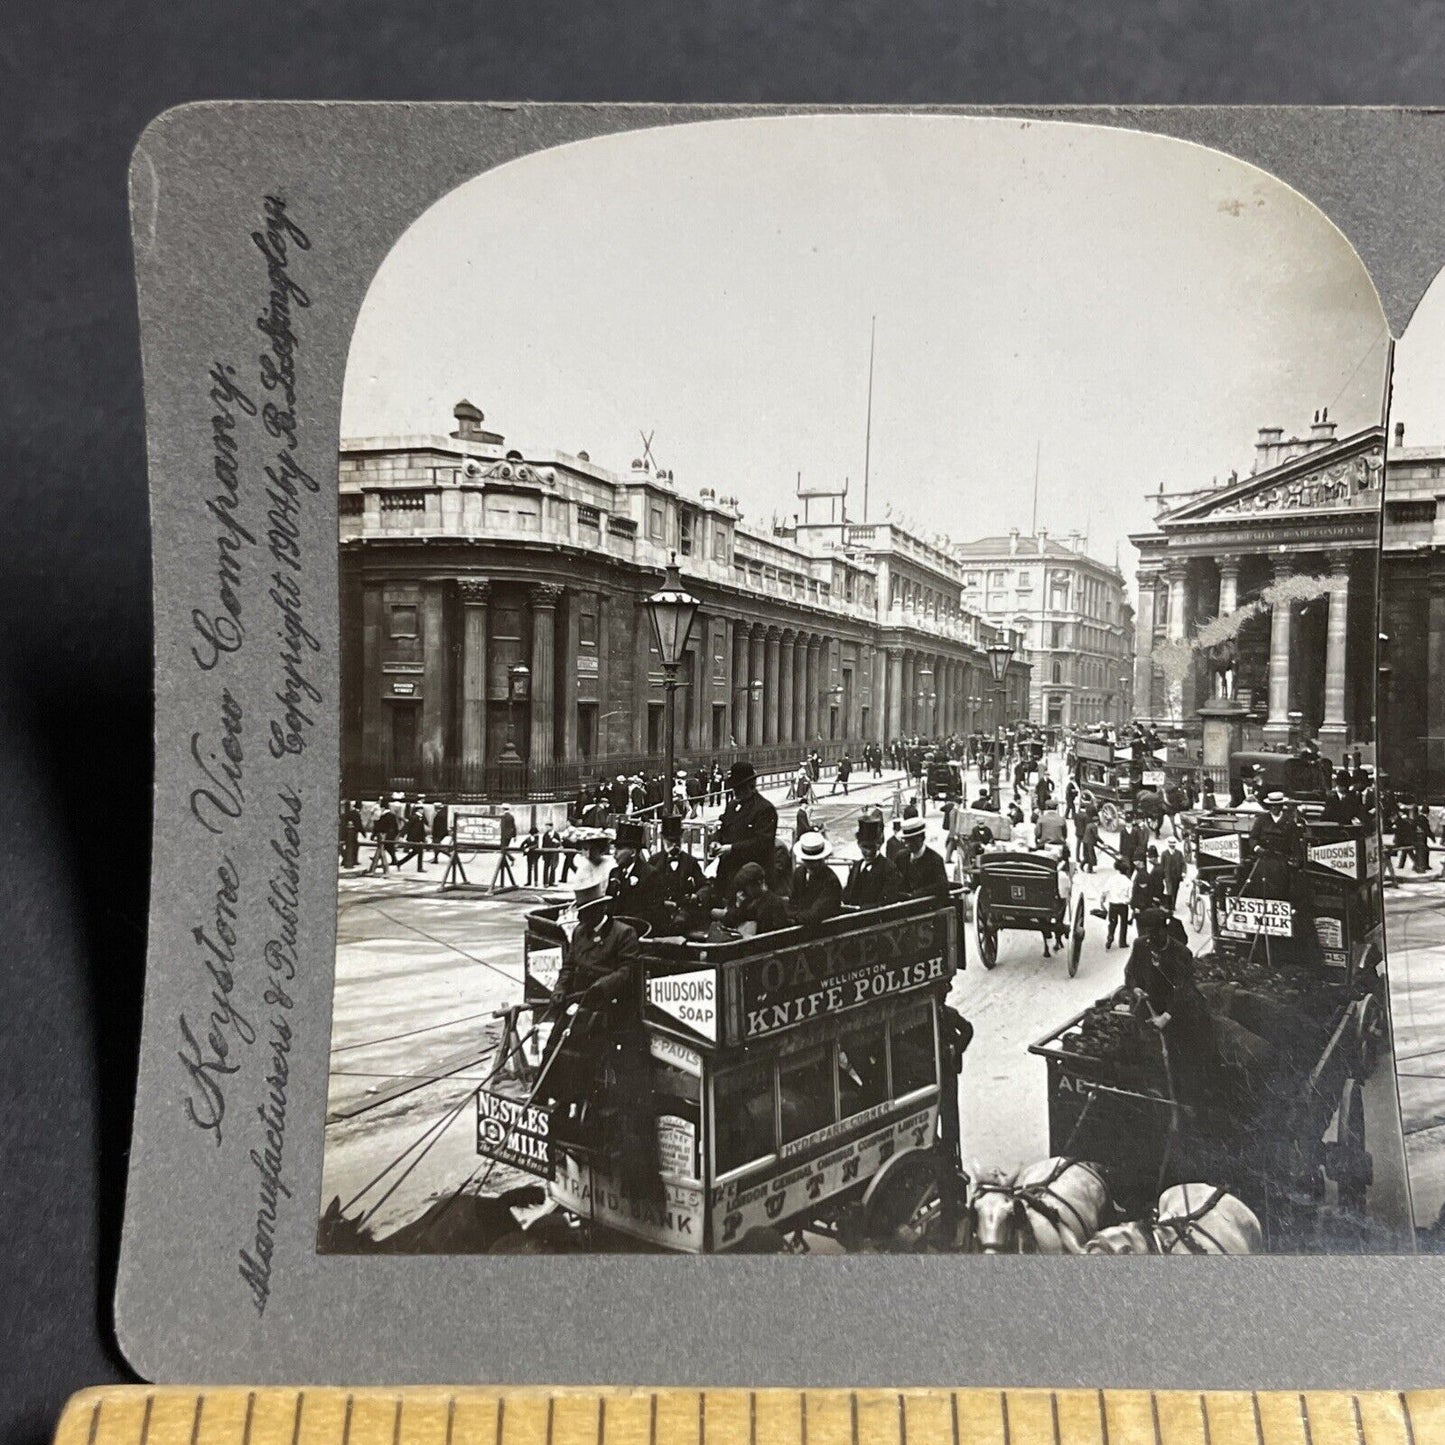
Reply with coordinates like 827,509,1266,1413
51,1389,1445,1445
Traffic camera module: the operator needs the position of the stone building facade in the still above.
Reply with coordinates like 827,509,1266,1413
952,531,1135,730
1129,411,1383,755
339,403,1030,795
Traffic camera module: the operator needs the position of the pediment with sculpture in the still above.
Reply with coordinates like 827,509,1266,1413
1162,443,1385,527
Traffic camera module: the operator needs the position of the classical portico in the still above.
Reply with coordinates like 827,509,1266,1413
1130,419,1384,759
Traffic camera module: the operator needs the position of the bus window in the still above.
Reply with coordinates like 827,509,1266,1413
838,1020,888,1118
778,1047,836,1146
714,1057,775,1175
890,1009,937,1096
653,1060,702,1182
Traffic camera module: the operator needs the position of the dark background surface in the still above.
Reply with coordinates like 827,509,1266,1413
2,5,1444,1444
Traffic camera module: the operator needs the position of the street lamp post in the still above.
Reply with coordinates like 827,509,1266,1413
645,555,701,815
986,642,1014,802
498,662,531,792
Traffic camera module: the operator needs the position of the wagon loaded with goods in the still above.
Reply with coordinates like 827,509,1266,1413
472,890,973,1253
1029,817,1388,1251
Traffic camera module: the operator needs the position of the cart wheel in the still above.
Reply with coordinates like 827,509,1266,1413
1188,879,1208,934
1099,801,1120,833
1069,895,1085,978
976,905,999,969
1327,1078,1373,1218
860,1149,944,1250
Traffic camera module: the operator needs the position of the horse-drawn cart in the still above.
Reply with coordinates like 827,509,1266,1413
973,849,1086,976
1028,945,1389,1250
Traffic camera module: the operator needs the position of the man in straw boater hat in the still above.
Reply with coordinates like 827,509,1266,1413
713,758,778,895
544,877,663,1201
843,810,902,909
651,811,707,934
894,812,951,901
787,832,844,928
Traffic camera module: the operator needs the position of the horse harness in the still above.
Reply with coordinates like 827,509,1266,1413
1146,1185,1231,1254
973,1157,1111,1250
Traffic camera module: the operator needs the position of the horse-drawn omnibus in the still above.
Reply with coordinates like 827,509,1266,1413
476,890,971,1252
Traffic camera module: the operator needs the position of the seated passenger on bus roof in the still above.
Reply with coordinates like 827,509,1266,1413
788,832,844,928
718,861,791,937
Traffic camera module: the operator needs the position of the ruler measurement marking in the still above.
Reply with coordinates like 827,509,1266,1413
87,1399,102,1445
1098,1392,1110,1445
898,1393,907,1445
1002,1394,1012,1445
598,1397,605,1445
291,1394,304,1445
1350,1398,1365,1445
950,1394,960,1445
547,1398,556,1445
1253,1396,1265,1445
391,1397,402,1445
344,1396,356,1445
1050,1396,1060,1445
851,1395,859,1445
1198,1397,1211,1445
189,1395,205,1445
1399,1396,1416,1445
801,1395,809,1445
1302,1396,1316,1445
700,1393,706,1445
1150,1395,1162,1445
139,1394,155,1445
445,1398,456,1445
751,1393,758,1445
243,1393,257,1445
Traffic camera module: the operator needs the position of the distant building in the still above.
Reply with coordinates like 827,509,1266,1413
338,402,1029,796
1380,421,1445,799
953,530,1134,730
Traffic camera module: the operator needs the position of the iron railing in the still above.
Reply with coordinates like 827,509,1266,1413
342,738,871,803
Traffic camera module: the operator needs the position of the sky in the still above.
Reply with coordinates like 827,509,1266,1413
1391,263,1445,446
342,114,1390,595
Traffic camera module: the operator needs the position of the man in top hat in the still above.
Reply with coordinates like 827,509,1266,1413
608,819,664,932
844,813,903,909
1322,769,1364,825
895,813,950,901
788,832,844,928
652,812,708,933
714,759,778,894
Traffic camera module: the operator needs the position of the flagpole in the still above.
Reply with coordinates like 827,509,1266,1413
862,316,876,524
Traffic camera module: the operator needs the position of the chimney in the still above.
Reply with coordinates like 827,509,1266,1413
1307,406,1337,447
1009,527,1020,555
1252,426,1285,474
1037,527,1049,555
1394,421,1405,448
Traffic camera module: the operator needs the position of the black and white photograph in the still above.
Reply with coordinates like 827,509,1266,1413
311,114,1418,1256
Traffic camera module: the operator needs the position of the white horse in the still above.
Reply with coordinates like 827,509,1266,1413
1084,1183,1263,1255
969,1157,1112,1253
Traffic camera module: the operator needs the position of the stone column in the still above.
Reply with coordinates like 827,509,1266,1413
792,632,808,743
529,583,562,765
1320,551,1351,752
1161,562,1187,724
731,621,749,745
1134,565,1159,725
1264,559,1294,742
779,631,796,744
1217,555,1240,617
562,593,580,762
886,649,903,740
748,626,766,747
459,580,490,775
763,628,782,744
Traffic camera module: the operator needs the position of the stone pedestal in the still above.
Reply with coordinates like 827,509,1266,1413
1199,698,1248,802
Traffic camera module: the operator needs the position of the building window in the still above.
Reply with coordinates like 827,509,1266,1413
1051,659,1063,684
679,509,694,556
649,503,666,541
389,604,419,639
713,528,730,563
1050,622,1063,649
579,611,598,648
